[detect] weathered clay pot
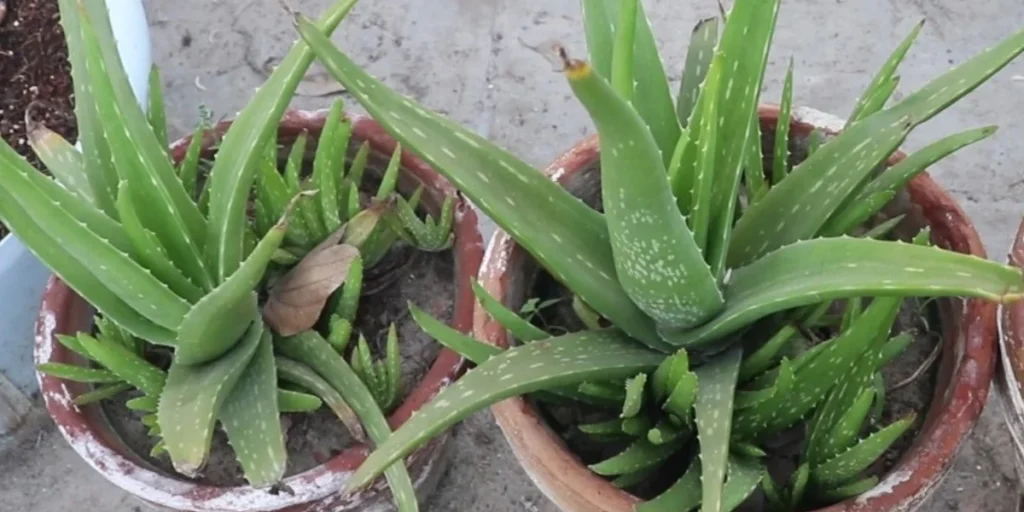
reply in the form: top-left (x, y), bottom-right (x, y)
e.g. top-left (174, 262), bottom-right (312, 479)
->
top-left (474, 105), bottom-right (995, 512)
top-left (996, 218), bottom-right (1024, 489)
top-left (34, 110), bottom-right (484, 511)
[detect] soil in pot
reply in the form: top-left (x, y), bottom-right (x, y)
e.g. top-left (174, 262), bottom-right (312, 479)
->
top-left (101, 244), bottom-right (453, 486)
top-left (0, 0), bottom-right (78, 239)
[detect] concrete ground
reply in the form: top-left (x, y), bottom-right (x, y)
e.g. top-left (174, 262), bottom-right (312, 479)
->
top-left (4, 0), bottom-right (1024, 510)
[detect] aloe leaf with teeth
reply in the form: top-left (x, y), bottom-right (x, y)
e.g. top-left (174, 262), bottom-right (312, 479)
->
top-left (693, 346), bottom-right (742, 512)
top-left (565, 56), bottom-right (723, 329)
top-left (203, 0), bottom-right (360, 283)
top-left (276, 356), bottom-right (366, 442)
top-left (662, 237), bottom-right (1024, 348)
top-left (218, 329), bottom-right (286, 488)
top-left (294, 13), bottom-right (664, 349)
top-left (773, 59), bottom-right (795, 184)
top-left (470, 279), bottom-right (548, 342)
top-left (343, 329), bottom-right (664, 491)
top-left (274, 331), bottom-right (419, 512)
top-left (810, 414), bottom-right (915, 488)
top-left (848, 20), bottom-right (924, 125)
top-left (158, 320), bottom-right (265, 477)
top-left (677, 17), bottom-right (719, 128)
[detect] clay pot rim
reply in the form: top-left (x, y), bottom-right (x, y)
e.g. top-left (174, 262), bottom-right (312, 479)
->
top-left (33, 110), bottom-right (484, 511)
top-left (996, 211), bottom-right (1024, 475)
top-left (475, 104), bottom-right (996, 512)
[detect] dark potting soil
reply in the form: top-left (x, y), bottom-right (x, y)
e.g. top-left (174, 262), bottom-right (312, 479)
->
top-left (101, 245), bottom-right (454, 486)
top-left (0, 0), bottom-right (78, 238)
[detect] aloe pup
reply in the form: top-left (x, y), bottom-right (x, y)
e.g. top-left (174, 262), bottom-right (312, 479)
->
top-left (7, 0), bottom-right (462, 509)
top-left (292, 0), bottom-right (1024, 509)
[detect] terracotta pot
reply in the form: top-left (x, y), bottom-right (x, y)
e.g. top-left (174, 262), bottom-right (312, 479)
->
top-left (474, 105), bottom-right (995, 512)
top-left (34, 110), bottom-right (484, 511)
top-left (996, 218), bottom-right (1024, 488)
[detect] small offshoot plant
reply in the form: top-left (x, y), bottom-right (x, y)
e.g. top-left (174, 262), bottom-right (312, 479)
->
top-left (4, 1), bottom-right (452, 510)
top-left (295, 0), bottom-right (1024, 510)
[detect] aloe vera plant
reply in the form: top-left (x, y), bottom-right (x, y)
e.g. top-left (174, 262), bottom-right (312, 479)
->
top-left (293, 0), bottom-right (1024, 509)
top-left (16, 1), bottom-right (455, 508)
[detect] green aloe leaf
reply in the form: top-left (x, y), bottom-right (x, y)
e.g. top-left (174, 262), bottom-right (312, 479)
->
top-left (174, 201), bottom-right (295, 364)
top-left (314, 99), bottom-right (346, 233)
top-left (589, 437), bottom-right (684, 477)
top-left (285, 134), bottom-right (326, 242)
top-left (688, 56), bottom-right (722, 252)
top-left (56, 334), bottom-right (96, 362)
top-left (610, 0), bottom-right (638, 99)
top-left (637, 458), bottom-right (702, 512)
top-left (735, 358), bottom-right (794, 410)
top-left (471, 280), bottom-right (547, 342)
top-left (639, 456), bottom-right (764, 512)
top-left (693, 346), bottom-right (742, 512)
top-left (344, 329), bottom-right (664, 491)
top-left (701, 0), bottom-right (782, 278)
top-left (817, 386), bottom-right (876, 464)
top-left (586, 0), bottom-right (680, 165)
top-left (158, 320), bottom-right (264, 477)
top-left (115, 182), bottom-right (205, 303)
top-left (810, 415), bottom-right (915, 488)
top-left (773, 59), bottom-right (794, 184)
top-left (579, 419), bottom-right (624, 436)
top-left (884, 22), bottom-right (1024, 135)
top-left (0, 148), bottom-right (188, 334)
top-left (729, 112), bottom-right (912, 267)
top-left (738, 322), bottom-right (802, 383)
top-left (818, 191), bottom-right (895, 238)
top-left (26, 122), bottom-right (92, 207)
top-left (204, 0), bottom-right (358, 284)
top-left (743, 113), bottom-right (768, 205)
top-left (126, 395), bottom-right (159, 412)
top-left (612, 465), bottom-right (659, 490)
top-left (74, 382), bottom-right (133, 405)
top-left (37, 363), bottom-right (122, 384)
top-left (178, 123), bottom-right (208, 200)
top-left (677, 17), bottom-right (719, 127)
top-left (276, 356), bottom-right (366, 442)
top-left (75, 5), bottom-right (208, 280)
top-left (732, 296), bottom-right (899, 440)
top-left (648, 419), bottom-right (688, 445)
top-left (581, 0), bottom-right (614, 77)
top-left (219, 329), bottom-right (286, 488)
top-left (813, 475), bottom-right (879, 503)
top-left (54, 0), bottom-right (117, 216)
top-left (275, 331), bottom-right (418, 512)
top-left (621, 373), bottom-right (647, 418)
top-left (851, 126), bottom-right (997, 206)
top-left (663, 237), bottom-right (1024, 348)
top-left (848, 20), bottom-right (924, 125)
top-left (295, 15), bottom-right (664, 349)
top-left (76, 332), bottom-right (166, 397)
top-left (16, 128), bottom-right (131, 253)
top-left (789, 462), bottom-right (811, 508)
top-left (566, 57), bottom-right (723, 329)
top-left (409, 303), bottom-right (607, 406)
top-left (148, 66), bottom-right (168, 152)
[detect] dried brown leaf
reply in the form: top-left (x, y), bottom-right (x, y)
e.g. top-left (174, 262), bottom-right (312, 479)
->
top-left (263, 240), bottom-right (359, 336)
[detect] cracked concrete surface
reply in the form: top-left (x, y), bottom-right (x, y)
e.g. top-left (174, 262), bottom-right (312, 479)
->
top-left (3, 0), bottom-right (1024, 510)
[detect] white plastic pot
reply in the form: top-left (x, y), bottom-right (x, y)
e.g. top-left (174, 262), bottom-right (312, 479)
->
top-left (0, 0), bottom-right (152, 425)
